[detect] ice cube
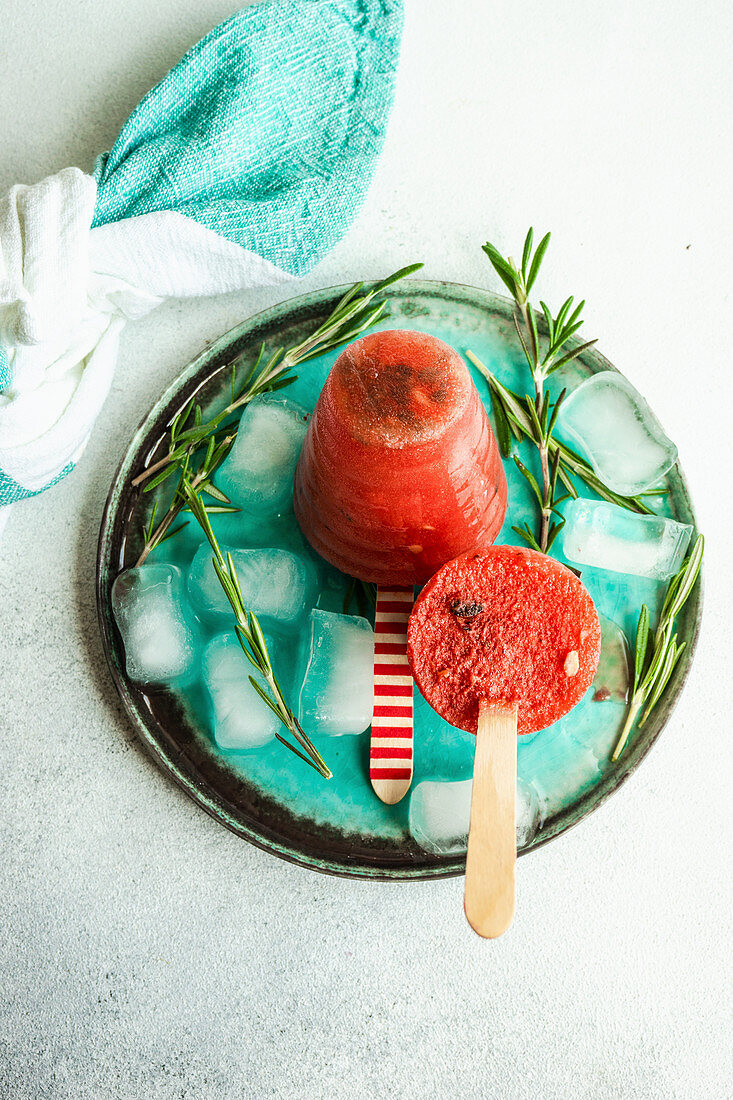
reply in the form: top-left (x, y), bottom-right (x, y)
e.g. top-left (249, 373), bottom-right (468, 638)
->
top-left (216, 394), bottom-right (309, 514)
top-left (554, 693), bottom-right (628, 767)
top-left (409, 776), bottom-right (543, 854)
top-left (201, 633), bottom-right (280, 751)
top-left (187, 544), bottom-right (317, 630)
top-left (516, 777), bottom-right (543, 848)
top-left (562, 498), bottom-right (692, 579)
top-left (592, 615), bottom-right (630, 703)
top-left (297, 610), bottom-right (374, 736)
top-left (519, 724), bottom-right (602, 813)
top-left (557, 371), bottom-right (677, 495)
top-left (111, 564), bottom-right (198, 684)
top-left (409, 779), bottom-right (472, 855)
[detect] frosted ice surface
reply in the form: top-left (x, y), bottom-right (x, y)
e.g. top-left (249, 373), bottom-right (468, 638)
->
top-left (187, 544), bottom-right (317, 630)
top-left (562, 498), bottom-right (692, 579)
top-left (216, 394), bottom-right (309, 514)
top-left (516, 778), bottom-right (542, 847)
top-left (558, 370), bottom-right (677, 495)
top-left (518, 723), bottom-right (603, 814)
top-left (557, 695), bottom-right (627, 768)
top-left (409, 776), bottom-right (543, 855)
top-left (297, 610), bottom-right (374, 736)
top-left (201, 633), bottom-right (279, 751)
top-left (593, 615), bottom-right (630, 703)
top-left (111, 564), bottom-right (198, 684)
top-left (409, 779), bottom-right (472, 855)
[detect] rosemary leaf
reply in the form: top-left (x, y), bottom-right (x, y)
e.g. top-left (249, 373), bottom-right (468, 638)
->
top-left (633, 604), bottom-right (650, 694)
top-left (612, 535), bottom-right (703, 760)
top-left (512, 313), bottom-right (534, 370)
top-left (526, 232), bottom-right (551, 294)
top-left (567, 298), bottom-right (586, 328)
top-left (547, 338), bottom-right (599, 373)
top-left (514, 456), bottom-right (544, 507)
top-left (200, 482), bottom-right (230, 504)
top-left (142, 500), bottom-right (158, 543)
top-left (512, 523), bottom-right (542, 552)
top-left (526, 306), bottom-right (540, 366)
top-left (553, 295), bottom-right (574, 335)
top-left (158, 521), bottom-right (189, 544)
top-left (540, 301), bottom-right (555, 343)
top-left (372, 262), bottom-right (424, 293)
top-left (490, 391), bottom-right (513, 458)
top-left (521, 228), bottom-right (534, 278)
top-left (483, 244), bottom-right (520, 297)
top-left (142, 463), bottom-right (180, 492)
top-left (236, 631), bottom-right (265, 671)
top-left (546, 388), bottom-right (567, 438)
top-left (248, 677), bottom-right (284, 718)
top-left (192, 504), bottom-right (239, 515)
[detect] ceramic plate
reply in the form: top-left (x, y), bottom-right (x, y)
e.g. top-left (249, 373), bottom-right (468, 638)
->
top-left (97, 281), bottom-right (701, 879)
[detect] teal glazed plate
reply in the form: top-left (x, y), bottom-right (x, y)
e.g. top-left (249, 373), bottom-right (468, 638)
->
top-left (96, 281), bottom-right (702, 879)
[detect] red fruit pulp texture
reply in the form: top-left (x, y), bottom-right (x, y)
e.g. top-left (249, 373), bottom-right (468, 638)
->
top-left (407, 545), bottom-right (601, 736)
top-left (294, 330), bottom-right (507, 585)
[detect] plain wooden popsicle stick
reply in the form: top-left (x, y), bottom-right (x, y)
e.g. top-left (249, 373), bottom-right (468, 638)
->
top-left (464, 699), bottom-right (518, 939)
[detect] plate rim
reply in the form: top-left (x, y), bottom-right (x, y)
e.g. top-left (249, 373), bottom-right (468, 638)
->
top-left (96, 277), bottom-right (703, 880)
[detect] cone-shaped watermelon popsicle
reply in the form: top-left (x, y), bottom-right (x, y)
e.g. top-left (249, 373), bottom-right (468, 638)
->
top-left (294, 330), bottom-right (507, 585)
top-left (407, 545), bottom-right (601, 939)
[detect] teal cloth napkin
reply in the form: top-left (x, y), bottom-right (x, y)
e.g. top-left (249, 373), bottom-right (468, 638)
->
top-left (93, 0), bottom-right (403, 275)
top-left (0, 0), bottom-right (402, 513)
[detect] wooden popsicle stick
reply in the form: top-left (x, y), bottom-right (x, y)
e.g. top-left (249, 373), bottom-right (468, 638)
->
top-left (464, 700), bottom-right (518, 939)
top-left (370, 585), bottom-right (415, 805)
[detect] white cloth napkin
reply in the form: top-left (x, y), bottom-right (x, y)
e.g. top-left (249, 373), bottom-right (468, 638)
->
top-left (0, 167), bottom-right (292, 502)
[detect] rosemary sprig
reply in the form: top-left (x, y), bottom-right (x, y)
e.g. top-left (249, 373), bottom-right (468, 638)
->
top-left (134, 263), bottom-right (423, 565)
top-left (479, 229), bottom-right (598, 552)
top-left (466, 352), bottom-right (655, 515)
top-left (180, 474), bottom-right (332, 779)
top-left (611, 534), bottom-right (703, 761)
top-left (136, 425), bottom-right (240, 565)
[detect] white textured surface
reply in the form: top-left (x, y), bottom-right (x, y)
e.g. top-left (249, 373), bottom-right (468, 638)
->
top-left (1, 2), bottom-right (731, 1097)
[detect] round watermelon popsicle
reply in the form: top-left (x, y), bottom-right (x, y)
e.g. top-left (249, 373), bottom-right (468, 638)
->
top-left (407, 545), bottom-right (602, 736)
top-left (407, 545), bottom-right (601, 939)
top-left (294, 330), bottom-right (507, 585)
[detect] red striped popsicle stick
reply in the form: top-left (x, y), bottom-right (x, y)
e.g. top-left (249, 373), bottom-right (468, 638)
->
top-left (370, 585), bottom-right (415, 805)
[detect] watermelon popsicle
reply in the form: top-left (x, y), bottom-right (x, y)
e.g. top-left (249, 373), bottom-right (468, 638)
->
top-left (407, 545), bottom-right (601, 937)
top-left (293, 330), bottom-right (507, 586)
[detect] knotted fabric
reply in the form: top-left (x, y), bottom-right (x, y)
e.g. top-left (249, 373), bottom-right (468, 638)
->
top-left (0, 0), bottom-right (402, 518)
